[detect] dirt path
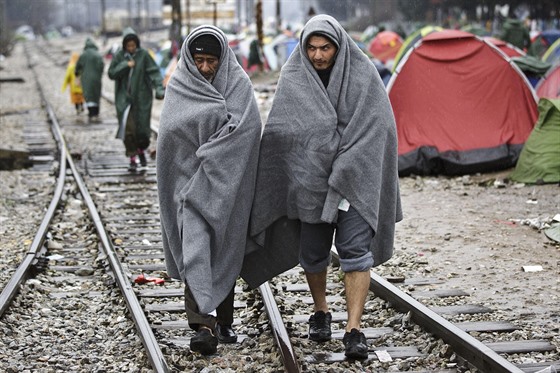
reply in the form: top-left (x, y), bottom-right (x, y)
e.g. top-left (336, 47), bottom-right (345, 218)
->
top-left (383, 170), bottom-right (559, 329)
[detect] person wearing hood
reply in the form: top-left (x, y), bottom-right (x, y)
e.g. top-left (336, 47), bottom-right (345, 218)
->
top-left (62, 52), bottom-right (85, 114)
top-left (75, 38), bottom-right (104, 122)
top-left (500, 18), bottom-right (531, 51)
top-left (157, 26), bottom-right (261, 355)
top-left (108, 28), bottom-right (164, 171)
top-left (242, 15), bottom-right (402, 360)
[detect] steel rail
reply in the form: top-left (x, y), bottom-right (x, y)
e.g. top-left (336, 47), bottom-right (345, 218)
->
top-left (63, 135), bottom-right (169, 373)
top-left (368, 271), bottom-right (523, 373)
top-left (0, 47), bottom-right (67, 318)
top-left (332, 253), bottom-right (522, 372)
top-left (28, 47), bottom-right (170, 372)
top-left (259, 282), bottom-right (301, 373)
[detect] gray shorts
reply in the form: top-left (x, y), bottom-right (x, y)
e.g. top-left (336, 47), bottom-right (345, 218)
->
top-left (299, 206), bottom-right (374, 273)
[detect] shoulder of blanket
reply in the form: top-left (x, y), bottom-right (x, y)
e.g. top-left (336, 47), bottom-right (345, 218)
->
top-left (347, 41), bottom-right (377, 70)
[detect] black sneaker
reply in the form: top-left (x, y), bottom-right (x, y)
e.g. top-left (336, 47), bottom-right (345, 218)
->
top-left (190, 328), bottom-right (218, 355)
top-left (343, 328), bottom-right (368, 359)
top-left (138, 153), bottom-right (147, 167)
top-left (308, 311), bottom-right (332, 342)
top-left (215, 323), bottom-right (237, 344)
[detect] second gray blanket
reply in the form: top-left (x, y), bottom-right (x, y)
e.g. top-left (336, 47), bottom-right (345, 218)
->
top-left (242, 15), bottom-right (402, 288)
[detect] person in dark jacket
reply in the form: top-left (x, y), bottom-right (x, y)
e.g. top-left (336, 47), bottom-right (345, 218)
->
top-left (75, 38), bottom-right (104, 122)
top-left (500, 18), bottom-right (531, 51)
top-left (108, 28), bottom-right (164, 171)
top-left (247, 38), bottom-right (264, 72)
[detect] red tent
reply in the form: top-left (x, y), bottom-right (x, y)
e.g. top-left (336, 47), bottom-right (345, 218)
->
top-left (368, 31), bottom-right (403, 64)
top-left (483, 36), bottom-right (525, 58)
top-left (536, 64), bottom-right (560, 99)
top-left (388, 30), bottom-right (539, 176)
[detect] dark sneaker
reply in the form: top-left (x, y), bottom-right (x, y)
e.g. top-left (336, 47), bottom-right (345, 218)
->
top-left (138, 153), bottom-right (147, 167)
top-left (215, 323), bottom-right (237, 344)
top-left (343, 328), bottom-right (368, 359)
top-left (190, 328), bottom-right (218, 355)
top-left (308, 311), bottom-right (332, 342)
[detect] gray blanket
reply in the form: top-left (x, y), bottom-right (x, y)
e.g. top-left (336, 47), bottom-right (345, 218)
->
top-left (157, 25), bottom-right (262, 313)
top-left (242, 15), bottom-right (402, 288)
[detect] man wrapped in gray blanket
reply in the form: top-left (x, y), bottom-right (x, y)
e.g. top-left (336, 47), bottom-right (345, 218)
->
top-left (157, 26), bottom-right (261, 355)
top-left (243, 14), bottom-right (403, 360)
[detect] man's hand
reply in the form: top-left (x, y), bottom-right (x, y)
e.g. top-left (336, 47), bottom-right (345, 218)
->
top-left (127, 60), bottom-right (135, 68)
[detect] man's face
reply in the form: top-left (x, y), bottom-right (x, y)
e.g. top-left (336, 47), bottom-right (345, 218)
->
top-left (306, 35), bottom-right (337, 70)
top-left (193, 53), bottom-right (219, 81)
top-left (125, 40), bottom-right (137, 55)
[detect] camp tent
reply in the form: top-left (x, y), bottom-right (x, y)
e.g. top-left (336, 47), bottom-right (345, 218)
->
top-left (483, 36), bottom-right (524, 58)
top-left (542, 38), bottom-right (560, 65)
top-left (529, 29), bottom-right (560, 59)
top-left (368, 31), bottom-right (403, 64)
top-left (484, 36), bottom-right (552, 86)
top-left (510, 54), bottom-right (552, 87)
top-left (388, 30), bottom-right (539, 176)
top-left (262, 33), bottom-right (298, 71)
top-left (392, 25), bottom-right (443, 72)
top-left (536, 63), bottom-right (560, 99)
top-left (510, 98), bottom-right (560, 184)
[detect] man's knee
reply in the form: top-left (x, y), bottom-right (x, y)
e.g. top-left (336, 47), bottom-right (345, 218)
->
top-left (339, 252), bottom-right (373, 272)
top-left (299, 252), bottom-right (331, 273)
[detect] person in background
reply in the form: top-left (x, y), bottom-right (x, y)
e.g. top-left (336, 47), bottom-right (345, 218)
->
top-left (61, 52), bottom-right (84, 115)
top-left (245, 14), bottom-right (402, 360)
top-left (500, 18), bottom-right (531, 51)
top-left (247, 38), bottom-right (264, 73)
top-left (108, 27), bottom-right (164, 171)
top-left (156, 25), bottom-right (261, 356)
top-left (75, 37), bottom-right (104, 122)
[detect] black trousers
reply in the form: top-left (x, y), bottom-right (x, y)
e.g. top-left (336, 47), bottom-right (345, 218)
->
top-left (184, 284), bottom-right (235, 331)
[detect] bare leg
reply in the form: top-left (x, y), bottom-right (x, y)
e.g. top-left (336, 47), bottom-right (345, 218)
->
top-left (305, 270), bottom-right (328, 313)
top-left (344, 270), bottom-right (369, 332)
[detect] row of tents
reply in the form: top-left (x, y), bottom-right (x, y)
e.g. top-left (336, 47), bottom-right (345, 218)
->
top-left (370, 28), bottom-right (559, 183)
top-left (367, 26), bottom-right (559, 90)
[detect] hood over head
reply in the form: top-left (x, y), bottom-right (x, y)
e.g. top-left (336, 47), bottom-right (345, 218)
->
top-left (122, 27), bottom-right (140, 49)
top-left (300, 16), bottom-right (341, 56)
top-left (84, 37), bottom-right (98, 51)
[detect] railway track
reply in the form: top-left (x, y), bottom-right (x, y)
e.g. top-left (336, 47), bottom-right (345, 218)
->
top-left (0, 36), bottom-right (558, 372)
